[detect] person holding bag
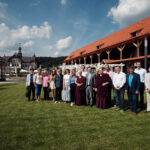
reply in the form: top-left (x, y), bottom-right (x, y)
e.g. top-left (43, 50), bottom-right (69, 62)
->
top-left (26, 67), bottom-right (35, 101)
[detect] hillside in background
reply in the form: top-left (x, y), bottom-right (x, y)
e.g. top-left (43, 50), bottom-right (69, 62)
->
top-left (37, 56), bottom-right (67, 68)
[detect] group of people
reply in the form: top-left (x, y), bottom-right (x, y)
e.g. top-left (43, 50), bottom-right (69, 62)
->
top-left (26, 62), bottom-right (150, 115)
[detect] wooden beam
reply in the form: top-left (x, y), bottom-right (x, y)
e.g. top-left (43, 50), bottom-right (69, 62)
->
top-left (84, 57), bottom-right (86, 64)
top-left (117, 45), bottom-right (126, 51)
top-left (106, 50), bottom-right (111, 60)
top-left (79, 58), bottom-right (81, 64)
top-left (133, 42), bottom-right (137, 47)
top-left (97, 53), bottom-right (101, 63)
top-left (117, 45), bottom-right (125, 59)
top-left (90, 55), bottom-right (93, 64)
top-left (133, 40), bottom-right (143, 57)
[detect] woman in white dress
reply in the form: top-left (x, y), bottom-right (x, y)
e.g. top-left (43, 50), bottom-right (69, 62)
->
top-left (62, 69), bottom-right (70, 102)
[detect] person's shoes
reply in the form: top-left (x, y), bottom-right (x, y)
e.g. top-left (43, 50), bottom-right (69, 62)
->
top-left (128, 110), bottom-right (132, 113)
top-left (36, 99), bottom-right (39, 102)
top-left (133, 112), bottom-right (137, 115)
top-left (58, 101), bottom-right (61, 104)
top-left (144, 111), bottom-right (150, 113)
top-left (114, 105), bottom-right (117, 108)
top-left (120, 110), bottom-right (124, 113)
top-left (70, 102), bottom-right (75, 106)
top-left (117, 108), bottom-right (120, 111)
top-left (54, 101), bottom-right (58, 103)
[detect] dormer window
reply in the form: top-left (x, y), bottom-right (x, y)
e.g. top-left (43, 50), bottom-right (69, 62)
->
top-left (80, 50), bottom-right (86, 55)
top-left (96, 43), bottom-right (104, 50)
top-left (130, 28), bottom-right (142, 38)
top-left (131, 31), bottom-right (137, 37)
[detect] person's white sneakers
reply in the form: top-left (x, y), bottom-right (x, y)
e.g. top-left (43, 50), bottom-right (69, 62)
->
top-left (58, 101), bottom-right (60, 104)
top-left (120, 110), bottom-right (124, 113)
top-left (36, 99), bottom-right (39, 102)
top-left (54, 101), bottom-right (57, 103)
top-left (70, 102), bottom-right (74, 106)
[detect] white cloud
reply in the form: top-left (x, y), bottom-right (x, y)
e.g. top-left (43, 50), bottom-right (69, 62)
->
top-left (23, 41), bottom-right (34, 47)
top-left (0, 2), bottom-right (8, 19)
top-left (54, 51), bottom-right (60, 56)
top-left (31, 1), bottom-right (40, 6)
top-left (0, 21), bottom-right (52, 50)
top-left (107, 0), bottom-right (150, 26)
top-left (56, 36), bottom-right (72, 50)
top-left (61, 0), bottom-right (67, 5)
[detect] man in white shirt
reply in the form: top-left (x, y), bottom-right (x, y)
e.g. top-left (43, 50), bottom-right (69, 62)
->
top-left (113, 66), bottom-right (126, 112)
top-left (135, 62), bottom-right (147, 110)
top-left (81, 65), bottom-right (87, 77)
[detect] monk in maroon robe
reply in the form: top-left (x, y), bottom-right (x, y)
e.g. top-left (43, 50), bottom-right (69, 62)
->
top-left (94, 68), bottom-right (111, 109)
top-left (75, 70), bottom-right (86, 105)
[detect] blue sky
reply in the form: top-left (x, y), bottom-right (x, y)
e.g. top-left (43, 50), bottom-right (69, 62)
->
top-left (0, 0), bottom-right (150, 57)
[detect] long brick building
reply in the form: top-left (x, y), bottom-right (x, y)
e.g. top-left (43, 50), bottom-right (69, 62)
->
top-left (63, 17), bottom-right (150, 67)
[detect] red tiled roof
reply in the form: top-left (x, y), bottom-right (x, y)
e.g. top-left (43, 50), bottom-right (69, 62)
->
top-left (103, 55), bottom-right (150, 64)
top-left (64, 16), bottom-right (150, 62)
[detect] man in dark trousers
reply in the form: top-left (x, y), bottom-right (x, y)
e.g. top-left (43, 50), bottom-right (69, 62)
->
top-left (85, 66), bottom-right (95, 106)
top-left (135, 62), bottom-right (147, 110)
top-left (54, 69), bottom-right (63, 103)
top-left (26, 67), bottom-right (35, 101)
top-left (125, 66), bottom-right (140, 115)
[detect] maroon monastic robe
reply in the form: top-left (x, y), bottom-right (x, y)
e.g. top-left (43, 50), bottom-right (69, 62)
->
top-left (94, 73), bottom-right (111, 108)
top-left (75, 76), bottom-right (86, 105)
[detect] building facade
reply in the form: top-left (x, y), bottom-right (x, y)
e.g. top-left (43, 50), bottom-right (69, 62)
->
top-left (63, 17), bottom-right (150, 68)
top-left (2, 46), bottom-right (37, 74)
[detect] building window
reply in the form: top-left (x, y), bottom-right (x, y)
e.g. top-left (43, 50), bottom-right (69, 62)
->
top-left (130, 29), bottom-right (142, 38)
top-left (131, 32), bottom-right (137, 37)
top-left (80, 50), bottom-right (86, 55)
top-left (96, 43), bottom-right (104, 50)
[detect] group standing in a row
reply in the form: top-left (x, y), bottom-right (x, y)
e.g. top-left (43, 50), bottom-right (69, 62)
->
top-left (26, 62), bottom-right (150, 115)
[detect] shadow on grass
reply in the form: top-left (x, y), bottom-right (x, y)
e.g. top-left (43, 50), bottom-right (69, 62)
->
top-left (0, 83), bottom-right (17, 91)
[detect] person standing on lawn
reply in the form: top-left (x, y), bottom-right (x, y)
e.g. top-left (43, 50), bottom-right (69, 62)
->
top-left (69, 69), bottom-right (76, 106)
top-left (113, 66), bottom-right (119, 108)
top-left (94, 68), bottom-right (111, 109)
top-left (26, 67), bottom-right (35, 101)
top-left (104, 64), bottom-right (113, 108)
top-left (135, 62), bottom-right (147, 110)
top-left (112, 66), bottom-right (126, 112)
top-left (125, 66), bottom-right (140, 115)
top-left (62, 69), bottom-right (70, 103)
top-left (85, 66), bottom-right (95, 106)
top-left (54, 69), bottom-right (63, 103)
top-left (75, 70), bottom-right (86, 106)
top-left (50, 69), bottom-right (56, 101)
top-left (34, 68), bottom-right (43, 101)
top-left (144, 66), bottom-right (150, 113)
top-left (43, 69), bottom-right (50, 100)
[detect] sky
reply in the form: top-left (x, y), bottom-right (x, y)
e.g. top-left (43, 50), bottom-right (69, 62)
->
top-left (0, 0), bottom-right (150, 57)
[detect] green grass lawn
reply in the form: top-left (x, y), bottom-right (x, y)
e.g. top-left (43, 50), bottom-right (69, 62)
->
top-left (0, 82), bottom-right (150, 150)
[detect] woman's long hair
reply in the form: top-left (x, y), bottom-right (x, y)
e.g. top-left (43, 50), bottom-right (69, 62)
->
top-left (70, 70), bottom-right (76, 78)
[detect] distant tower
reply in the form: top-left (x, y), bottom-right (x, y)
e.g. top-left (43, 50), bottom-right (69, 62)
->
top-left (18, 43), bottom-right (22, 58)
